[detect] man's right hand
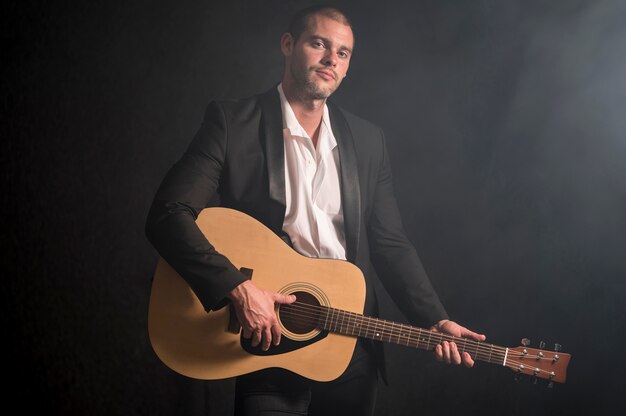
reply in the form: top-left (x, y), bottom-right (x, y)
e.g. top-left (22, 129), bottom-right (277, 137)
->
top-left (227, 280), bottom-right (296, 351)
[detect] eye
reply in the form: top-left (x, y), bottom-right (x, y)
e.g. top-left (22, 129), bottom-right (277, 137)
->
top-left (338, 50), bottom-right (350, 59)
top-left (312, 40), bottom-right (325, 49)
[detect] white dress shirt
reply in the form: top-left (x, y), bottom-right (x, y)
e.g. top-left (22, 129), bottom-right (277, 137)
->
top-left (278, 84), bottom-right (346, 260)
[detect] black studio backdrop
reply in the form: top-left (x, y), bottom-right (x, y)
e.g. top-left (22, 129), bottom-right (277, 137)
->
top-left (3, 0), bottom-right (625, 415)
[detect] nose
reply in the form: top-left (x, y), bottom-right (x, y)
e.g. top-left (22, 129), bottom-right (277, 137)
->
top-left (321, 49), bottom-right (338, 67)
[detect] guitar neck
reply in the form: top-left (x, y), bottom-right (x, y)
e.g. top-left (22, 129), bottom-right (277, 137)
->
top-left (317, 305), bottom-right (507, 366)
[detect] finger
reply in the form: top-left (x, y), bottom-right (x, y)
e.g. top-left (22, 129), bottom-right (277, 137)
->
top-left (442, 341), bottom-right (451, 364)
top-left (449, 342), bottom-right (462, 365)
top-left (461, 328), bottom-right (486, 341)
top-left (462, 352), bottom-right (475, 368)
top-left (251, 329), bottom-right (262, 347)
top-left (274, 293), bottom-right (297, 304)
top-left (467, 332), bottom-right (486, 342)
top-left (262, 327), bottom-right (272, 351)
top-left (242, 328), bottom-right (252, 339)
top-left (434, 344), bottom-right (443, 362)
top-left (271, 321), bottom-right (282, 346)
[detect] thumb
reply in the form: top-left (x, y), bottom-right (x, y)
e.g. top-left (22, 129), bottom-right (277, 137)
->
top-left (273, 293), bottom-right (297, 304)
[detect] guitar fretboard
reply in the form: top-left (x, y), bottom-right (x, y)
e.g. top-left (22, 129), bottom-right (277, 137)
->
top-left (317, 305), bottom-right (507, 366)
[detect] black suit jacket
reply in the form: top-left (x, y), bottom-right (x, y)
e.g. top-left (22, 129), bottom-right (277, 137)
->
top-left (145, 87), bottom-right (448, 358)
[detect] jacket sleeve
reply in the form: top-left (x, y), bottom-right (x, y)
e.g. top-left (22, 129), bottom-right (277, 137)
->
top-left (145, 101), bottom-right (248, 311)
top-left (366, 127), bottom-right (449, 328)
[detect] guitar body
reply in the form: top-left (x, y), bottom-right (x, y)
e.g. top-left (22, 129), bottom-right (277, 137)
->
top-left (148, 207), bottom-right (366, 381)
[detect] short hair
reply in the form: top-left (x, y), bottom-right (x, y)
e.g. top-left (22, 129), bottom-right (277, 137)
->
top-left (286, 5), bottom-right (353, 42)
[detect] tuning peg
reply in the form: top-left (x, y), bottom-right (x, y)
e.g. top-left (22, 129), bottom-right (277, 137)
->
top-left (547, 381), bottom-right (554, 389)
top-left (532, 376), bottom-right (538, 385)
top-left (514, 371), bottom-right (520, 381)
top-left (521, 338), bottom-right (531, 347)
top-left (554, 343), bottom-right (562, 352)
top-left (539, 341), bottom-right (546, 349)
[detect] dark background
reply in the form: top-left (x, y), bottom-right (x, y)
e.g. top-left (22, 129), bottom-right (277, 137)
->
top-left (3, 0), bottom-right (625, 414)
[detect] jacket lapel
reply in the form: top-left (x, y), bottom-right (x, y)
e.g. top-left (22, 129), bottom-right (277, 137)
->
top-left (328, 101), bottom-right (361, 263)
top-left (259, 88), bottom-right (287, 231)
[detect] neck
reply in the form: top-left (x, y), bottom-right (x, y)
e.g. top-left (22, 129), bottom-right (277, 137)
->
top-left (281, 80), bottom-right (325, 147)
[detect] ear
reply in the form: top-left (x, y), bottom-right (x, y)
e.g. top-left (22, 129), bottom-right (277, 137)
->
top-left (280, 32), bottom-right (294, 57)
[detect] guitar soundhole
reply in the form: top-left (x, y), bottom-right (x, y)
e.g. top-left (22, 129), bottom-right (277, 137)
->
top-left (279, 291), bottom-right (320, 335)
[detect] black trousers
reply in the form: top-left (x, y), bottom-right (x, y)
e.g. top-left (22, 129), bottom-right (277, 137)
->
top-left (234, 342), bottom-right (378, 416)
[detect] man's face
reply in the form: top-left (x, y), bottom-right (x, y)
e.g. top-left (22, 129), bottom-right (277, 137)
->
top-left (282, 15), bottom-right (354, 100)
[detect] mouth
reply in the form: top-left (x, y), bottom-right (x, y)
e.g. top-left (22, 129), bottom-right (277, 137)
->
top-left (314, 69), bottom-right (336, 81)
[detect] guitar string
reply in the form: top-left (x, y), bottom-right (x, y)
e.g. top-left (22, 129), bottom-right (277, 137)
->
top-left (279, 301), bottom-right (560, 363)
top-left (281, 302), bottom-right (508, 355)
top-left (277, 303), bottom-right (511, 362)
top-left (278, 306), bottom-right (560, 378)
top-left (275, 312), bottom-right (560, 381)
top-left (276, 308), bottom-right (510, 366)
top-left (277, 306), bottom-right (560, 375)
top-left (279, 301), bottom-right (543, 361)
top-left (278, 303), bottom-right (507, 358)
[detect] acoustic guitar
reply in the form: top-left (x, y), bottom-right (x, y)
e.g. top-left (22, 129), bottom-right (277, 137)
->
top-left (148, 208), bottom-right (570, 384)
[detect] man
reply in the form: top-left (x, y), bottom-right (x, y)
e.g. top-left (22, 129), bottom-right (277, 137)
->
top-left (146, 5), bottom-right (485, 416)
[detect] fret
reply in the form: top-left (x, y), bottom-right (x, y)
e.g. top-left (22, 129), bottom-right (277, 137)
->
top-left (406, 326), bottom-right (413, 347)
top-left (325, 307), bottom-right (332, 331)
top-left (359, 316), bottom-right (366, 337)
top-left (396, 321), bottom-right (403, 345)
top-left (339, 309), bottom-right (345, 334)
top-left (359, 315), bottom-right (365, 337)
top-left (422, 329), bottom-right (431, 350)
top-left (368, 318), bottom-right (376, 339)
top-left (394, 321), bottom-right (401, 344)
top-left (372, 318), bottom-right (380, 340)
top-left (416, 327), bottom-right (425, 349)
top-left (335, 309), bottom-right (341, 333)
top-left (324, 307), bottom-right (330, 331)
top-left (339, 310), bottom-right (347, 335)
top-left (412, 327), bottom-right (419, 349)
top-left (350, 312), bottom-right (358, 336)
top-left (381, 319), bottom-right (386, 341)
top-left (389, 324), bottom-right (403, 344)
top-left (367, 318), bottom-right (376, 339)
top-left (345, 311), bottom-right (350, 334)
top-left (330, 309), bottom-right (336, 332)
top-left (346, 311), bottom-right (354, 336)
top-left (336, 309), bottom-right (342, 333)
top-left (338, 310), bottom-right (343, 334)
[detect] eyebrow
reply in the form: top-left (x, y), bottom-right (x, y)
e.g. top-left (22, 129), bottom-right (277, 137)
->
top-left (308, 34), bottom-right (353, 54)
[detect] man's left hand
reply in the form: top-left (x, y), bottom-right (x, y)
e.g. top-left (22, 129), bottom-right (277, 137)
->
top-left (430, 319), bottom-right (486, 368)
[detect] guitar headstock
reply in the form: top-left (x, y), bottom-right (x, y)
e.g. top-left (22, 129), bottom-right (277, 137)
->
top-left (505, 340), bottom-right (571, 384)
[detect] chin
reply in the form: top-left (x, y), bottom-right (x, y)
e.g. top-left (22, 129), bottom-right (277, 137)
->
top-left (310, 89), bottom-right (334, 100)
top-left (302, 82), bottom-right (334, 100)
